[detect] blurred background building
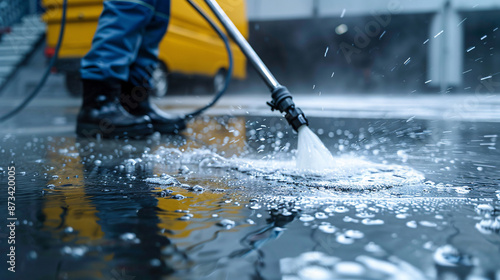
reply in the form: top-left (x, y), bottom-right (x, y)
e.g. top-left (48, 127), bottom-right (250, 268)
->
top-left (246, 0), bottom-right (500, 94)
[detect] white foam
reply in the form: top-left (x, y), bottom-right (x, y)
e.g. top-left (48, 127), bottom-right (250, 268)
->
top-left (147, 147), bottom-right (425, 190)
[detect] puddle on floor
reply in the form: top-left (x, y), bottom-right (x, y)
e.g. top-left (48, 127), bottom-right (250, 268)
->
top-left (0, 116), bottom-right (499, 280)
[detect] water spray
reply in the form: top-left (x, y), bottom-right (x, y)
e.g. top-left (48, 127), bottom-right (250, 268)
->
top-left (205, 0), bottom-right (335, 171)
top-left (203, 0), bottom-right (309, 132)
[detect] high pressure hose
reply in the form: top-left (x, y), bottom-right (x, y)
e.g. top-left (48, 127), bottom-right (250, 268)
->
top-left (184, 0), bottom-right (233, 119)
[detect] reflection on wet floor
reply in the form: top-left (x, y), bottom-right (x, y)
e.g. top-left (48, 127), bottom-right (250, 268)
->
top-left (0, 116), bottom-right (499, 279)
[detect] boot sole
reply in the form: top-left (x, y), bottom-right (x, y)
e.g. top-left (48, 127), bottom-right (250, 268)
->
top-left (76, 122), bottom-right (154, 139)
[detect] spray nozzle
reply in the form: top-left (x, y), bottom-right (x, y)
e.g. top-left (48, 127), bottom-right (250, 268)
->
top-left (267, 86), bottom-right (309, 131)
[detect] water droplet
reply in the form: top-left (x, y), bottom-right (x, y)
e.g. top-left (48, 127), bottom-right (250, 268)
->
top-left (454, 186), bottom-right (471, 194)
top-left (179, 214), bottom-right (193, 221)
top-left (300, 214), bottom-right (315, 222)
top-left (122, 144), bottom-right (134, 153)
top-left (466, 46), bottom-right (476, 52)
top-left (345, 230), bottom-right (364, 239)
top-left (475, 204), bottom-right (494, 214)
top-left (298, 266), bottom-right (333, 280)
top-left (179, 165), bottom-right (190, 174)
top-left (434, 245), bottom-right (474, 267)
top-left (120, 232), bottom-right (140, 244)
top-left (190, 185), bottom-right (205, 192)
top-left (145, 175), bottom-right (180, 186)
top-left (406, 221), bottom-right (418, 228)
top-left (334, 261), bottom-right (365, 276)
top-left (333, 206), bottom-right (349, 213)
top-left (120, 232), bottom-right (136, 240)
top-left (364, 242), bottom-right (385, 254)
top-left (419, 221), bottom-right (437, 227)
top-left (336, 234), bottom-right (354, 244)
top-left (61, 246), bottom-right (88, 257)
top-left (217, 219), bottom-right (235, 229)
top-left (150, 258), bottom-right (162, 267)
top-left (434, 30), bottom-right (444, 38)
top-left (362, 219), bottom-right (384, 225)
top-left (318, 223), bottom-right (336, 234)
top-left (159, 189), bottom-right (172, 197)
top-left (475, 217), bottom-right (500, 234)
top-left (315, 212), bottom-right (328, 219)
top-left (28, 251), bottom-right (38, 259)
top-left (249, 203), bottom-right (261, 210)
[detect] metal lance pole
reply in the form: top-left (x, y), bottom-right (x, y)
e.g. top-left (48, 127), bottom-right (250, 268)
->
top-left (203, 0), bottom-right (279, 91)
top-left (203, 0), bottom-right (309, 131)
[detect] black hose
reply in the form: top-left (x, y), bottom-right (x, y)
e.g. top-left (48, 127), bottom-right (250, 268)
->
top-left (0, 0), bottom-right (68, 123)
top-left (184, 0), bottom-right (233, 119)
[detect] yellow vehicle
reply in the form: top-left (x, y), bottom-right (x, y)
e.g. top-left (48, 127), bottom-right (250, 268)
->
top-left (42, 0), bottom-right (248, 96)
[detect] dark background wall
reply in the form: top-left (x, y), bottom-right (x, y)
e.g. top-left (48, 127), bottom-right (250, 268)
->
top-left (242, 12), bottom-right (500, 94)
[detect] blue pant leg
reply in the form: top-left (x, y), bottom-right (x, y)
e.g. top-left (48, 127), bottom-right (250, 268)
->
top-left (80, 0), bottom-right (156, 82)
top-left (128, 0), bottom-right (170, 87)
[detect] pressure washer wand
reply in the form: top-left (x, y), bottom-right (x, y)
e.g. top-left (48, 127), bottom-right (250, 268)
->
top-left (204, 0), bottom-right (308, 131)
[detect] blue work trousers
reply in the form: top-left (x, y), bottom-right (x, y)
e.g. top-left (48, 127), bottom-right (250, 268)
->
top-left (81, 0), bottom-right (170, 87)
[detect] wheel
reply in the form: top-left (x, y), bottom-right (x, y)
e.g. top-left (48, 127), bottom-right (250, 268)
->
top-left (211, 69), bottom-right (227, 94)
top-left (65, 71), bottom-right (82, 97)
top-left (151, 62), bottom-right (169, 97)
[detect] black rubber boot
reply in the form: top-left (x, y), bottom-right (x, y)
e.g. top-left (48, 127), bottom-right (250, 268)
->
top-left (120, 81), bottom-right (186, 134)
top-left (76, 79), bottom-right (154, 138)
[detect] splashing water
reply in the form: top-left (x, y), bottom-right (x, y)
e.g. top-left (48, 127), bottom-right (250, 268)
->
top-left (145, 147), bottom-right (425, 190)
top-left (297, 126), bottom-right (335, 171)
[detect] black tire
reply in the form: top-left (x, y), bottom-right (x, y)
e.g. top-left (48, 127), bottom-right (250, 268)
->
top-left (65, 71), bottom-right (82, 97)
top-left (151, 62), bottom-right (169, 97)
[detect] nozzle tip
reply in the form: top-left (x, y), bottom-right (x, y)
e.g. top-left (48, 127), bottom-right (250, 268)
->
top-left (286, 107), bottom-right (308, 131)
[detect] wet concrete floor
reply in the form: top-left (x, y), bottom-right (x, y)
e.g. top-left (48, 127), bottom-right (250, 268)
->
top-left (0, 108), bottom-right (499, 279)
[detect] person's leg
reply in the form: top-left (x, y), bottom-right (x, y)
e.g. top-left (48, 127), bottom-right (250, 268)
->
top-left (128, 0), bottom-right (170, 89)
top-left (77, 0), bottom-right (159, 138)
top-left (81, 0), bottom-right (156, 82)
top-left (121, 0), bottom-right (186, 134)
